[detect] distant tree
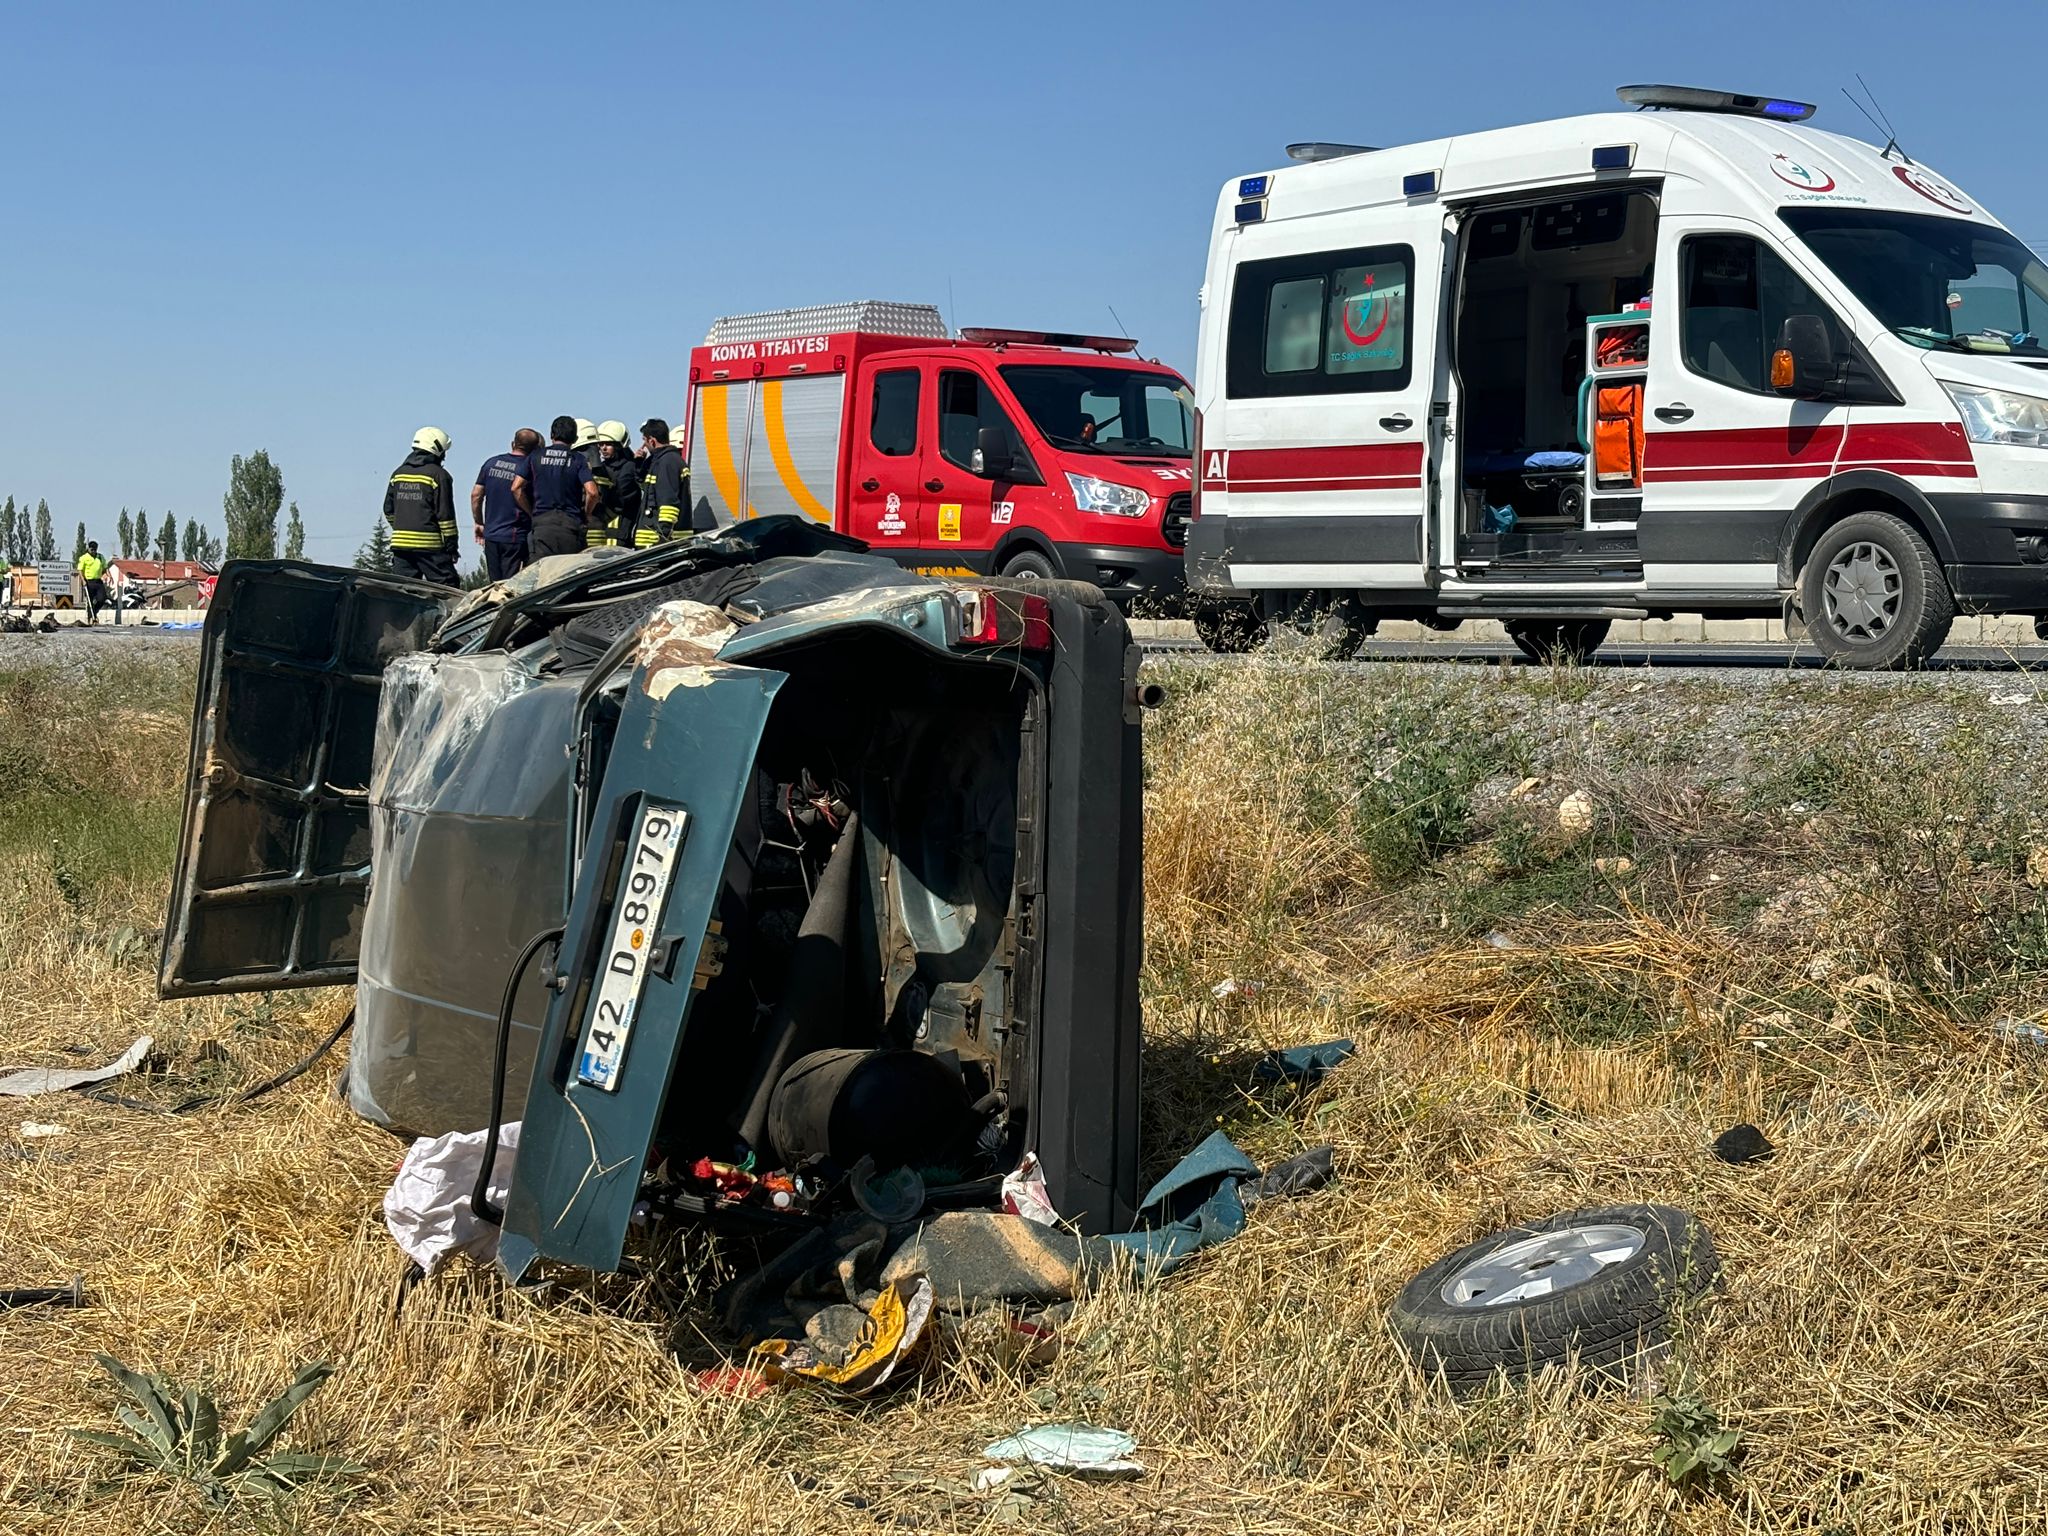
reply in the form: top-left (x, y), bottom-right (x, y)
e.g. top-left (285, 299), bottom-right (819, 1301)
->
top-left (73, 521), bottom-right (87, 561)
top-left (181, 519), bottom-right (200, 563)
top-left (201, 527), bottom-right (224, 564)
top-left (134, 510), bottom-right (151, 564)
top-left (353, 518), bottom-right (391, 572)
top-left (223, 451), bottom-right (283, 561)
top-left (10, 500), bottom-right (29, 566)
top-left (283, 501), bottom-right (306, 561)
top-left (0, 496), bottom-right (16, 564)
top-left (156, 511), bottom-right (180, 562)
top-left (117, 507), bottom-right (135, 559)
top-left (33, 499), bottom-right (54, 561)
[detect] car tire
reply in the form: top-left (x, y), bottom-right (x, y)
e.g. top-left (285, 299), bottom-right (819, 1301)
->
top-left (1264, 591), bottom-right (1375, 660)
top-left (1389, 1203), bottom-right (1719, 1392)
top-left (1194, 599), bottom-right (1264, 654)
top-left (999, 548), bottom-right (1060, 582)
top-left (1505, 618), bottom-right (1610, 664)
top-left (1800, 511), bottom-right (1954, 669)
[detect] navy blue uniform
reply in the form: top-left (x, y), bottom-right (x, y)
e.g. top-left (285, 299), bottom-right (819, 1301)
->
top-left (474, 451), bottom-right (531, 580)
top-left (525, 442), bottom-right (594, 560)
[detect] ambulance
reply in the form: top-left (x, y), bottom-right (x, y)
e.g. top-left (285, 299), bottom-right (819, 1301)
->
top-left (684, 301), bottom-right (1194, 606)
top-left (1186, 85), bottom-right (2048, 668)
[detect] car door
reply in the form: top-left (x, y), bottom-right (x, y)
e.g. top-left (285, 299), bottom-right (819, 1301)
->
top-left (925, 364), bottom-right (1024, 573)
top-left (158, 561), bottom-right (457, 996)
top-left (843, 362), bottom-right (930, 558)
top-left (1638, 218), bottom-right (1852, 595)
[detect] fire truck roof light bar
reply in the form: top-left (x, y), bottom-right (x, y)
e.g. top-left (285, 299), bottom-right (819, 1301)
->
top-left (958, 327), bottom-right (1138, 354)
top-left (1616, 84), bottom-right (1816, 121)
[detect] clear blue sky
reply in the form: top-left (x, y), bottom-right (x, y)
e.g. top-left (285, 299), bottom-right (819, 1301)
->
top-left (3, 0), bottom-right (2040, 558)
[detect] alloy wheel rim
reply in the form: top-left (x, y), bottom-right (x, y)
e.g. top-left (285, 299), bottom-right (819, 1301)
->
top-left (1440, 1223), bottom-right (1647, 1308)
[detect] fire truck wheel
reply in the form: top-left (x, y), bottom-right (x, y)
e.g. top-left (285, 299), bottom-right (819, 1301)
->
top-left (998, 548), bottom-right (1060, 582)
top-left (1194, 599), bottom-right (1264, 654)
top-left (1505, 619), bottom-right (1609, 664)
top-left (1801, 511), bottom-right (1954, 670)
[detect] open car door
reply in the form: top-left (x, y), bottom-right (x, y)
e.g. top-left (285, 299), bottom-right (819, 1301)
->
top-left (158, 561), bottom-right (458, 997)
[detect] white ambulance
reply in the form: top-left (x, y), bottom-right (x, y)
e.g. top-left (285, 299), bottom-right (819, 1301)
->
top-left (1186, 85), bottom-right (2048, 667)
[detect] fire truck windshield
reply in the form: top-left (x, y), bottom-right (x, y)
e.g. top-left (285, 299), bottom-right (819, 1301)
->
top-left (999, 365), bottom-right (1194, 456)
top-left (1782, 207), bottom-right (2048, 355)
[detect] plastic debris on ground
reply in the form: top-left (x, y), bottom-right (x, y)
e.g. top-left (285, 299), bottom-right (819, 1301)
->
top-left (1252, 1039), bottom-right (1355, 1085)
top-left (999, 1152), bottom-right (1060, 1226)
top-left (981, 1423), bottom-right (1144, 1479)
top-left (0, 1035), bottom-right (153, 1097)
top-left (849, 1156), bottom-right (925, 1222)
top-left (18, 1122), bottom-right (67, 1139)
top-left (1712, 1123), bottom-right (1775, 1165)
top-left (382, 1121), bottom-right (520, 1277)
top-left (1991, 1016), bottom-right (2048, 1048)
top-left (1210, 977), bottom-right (1263, 999)
top-left (748, 1274), bottom-right (934, 1394)
top-left (0, 1277), bottom-right (87, 1311)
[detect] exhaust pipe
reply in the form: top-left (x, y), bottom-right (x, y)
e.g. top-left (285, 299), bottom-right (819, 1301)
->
top-left (1133, 681), bottom-right (1167, 711)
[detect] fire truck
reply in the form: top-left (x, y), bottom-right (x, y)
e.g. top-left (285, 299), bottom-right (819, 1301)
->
top-left (684, 302), bottom-right (1194, 607)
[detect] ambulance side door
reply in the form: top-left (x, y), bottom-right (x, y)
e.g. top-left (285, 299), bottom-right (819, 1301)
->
top-left (1639, 217), bottom-right (1853, 596)
top-left (844, 361), bottom-right (930, 560)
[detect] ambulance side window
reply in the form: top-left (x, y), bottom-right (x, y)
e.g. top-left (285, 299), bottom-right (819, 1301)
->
top-left (1228, 244), bottom-right (1414, 397)
top-left (1680, 235), bottom-right (1853, 396)
top-left (870, 369), bottom-right (920, 456)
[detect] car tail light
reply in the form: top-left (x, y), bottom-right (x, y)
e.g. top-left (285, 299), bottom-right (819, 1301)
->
top-left (956, 589), bottom-right (1053, 652)
top-left (1191, 408), bottom-right (1204, 518)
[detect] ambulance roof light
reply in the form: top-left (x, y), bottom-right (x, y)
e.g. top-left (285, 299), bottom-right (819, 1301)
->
top-left (958, 327), bottom-right (1138, 355)
top-left (1285, 142), bottom-right (1379, 163)
top-left (1617, 84), bottom-right (1816, 122)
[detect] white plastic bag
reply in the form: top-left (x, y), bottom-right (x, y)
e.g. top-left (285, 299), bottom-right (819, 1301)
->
top-left (382, 1122), bottom-right (520, 1276)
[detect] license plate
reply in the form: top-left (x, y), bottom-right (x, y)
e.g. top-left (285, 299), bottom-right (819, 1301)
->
top-left (575, 800), bottom-right (688, 1092)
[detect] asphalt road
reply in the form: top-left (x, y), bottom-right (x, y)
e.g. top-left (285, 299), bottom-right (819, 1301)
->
top-left (1140, 637), bottom-right (2048, 673)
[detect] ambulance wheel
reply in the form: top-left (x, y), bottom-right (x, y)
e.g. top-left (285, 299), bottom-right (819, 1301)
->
top-left (1801, 511), bottom-right (1953, 670)
top-left (1194, 599), bottom-right (1264, 654)
top-left (999, 548), bottom-right (1059, 582)
top-left (1264, 591), bottom-right (1374, 660)
top-left (1506, 619), bottom-right (1609, 664)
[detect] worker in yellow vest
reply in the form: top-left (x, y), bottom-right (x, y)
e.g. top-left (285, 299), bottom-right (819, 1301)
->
top-left (75, 542), bottom-right (110, 623)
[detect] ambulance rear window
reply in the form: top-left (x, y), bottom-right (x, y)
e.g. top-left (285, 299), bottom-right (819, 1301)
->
top-left (1229, 243), bottom-right (1414, 398)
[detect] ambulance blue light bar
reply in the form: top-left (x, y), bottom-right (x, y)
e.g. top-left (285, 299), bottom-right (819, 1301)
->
top-left (1239, 175), bottom-right (1270, 199)
top-left (1592, 143), bottom-right (1635, 170)
top-left (1617, 84), bottom-right (1816, 121)
top-left (1403, 170), bottom-right (1438, 196)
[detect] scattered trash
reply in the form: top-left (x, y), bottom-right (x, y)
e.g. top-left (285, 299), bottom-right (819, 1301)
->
top-left (1989, 692), bottom-right (2030, 706)
top-left (1508, 776), bottom-right (1544, 799)
top-left (1093, 1130), bottom-right (1262, 1278)
top-left (1483, 930), bottom-right (1521, 950)
top-left (18, 1121), bottom-right (66, 1139)
top-left (1211, 977), bottom-right (1264, 1000)
top-left (690, 1365), bottom-right (773, 1398)
top-left (999, 1153), bottom-right (1061, 1227)
top-left (1556, 791), bottom-right (1596, 835)
top-left (1594, 856), bottom-right (1635, 876)
top-left (1253, 1038), bottom-right (1355, 1084)
top-left (0, 1276), bottom-right (86, 1311)
top-left (847, 1157), bottom-right (926, 1223)
top-left (0, 1035), bottom-right (153, 1098)
top-left (1805, 953), bottom-right (1840, 982)
top-left (1991, 1016), bottom-right (2048, 1049)
top-left (749, 1274), bottom-right (935, 1394)
top-left (982, 1423), bottom-right (1143, 1478)
top-left (382, 1122), bottom-right (520, 1277)
top-left (1712, 1123), bottom-right (1775, 1165)
top-left (1247, 1144), bottom-right (1336, 1202)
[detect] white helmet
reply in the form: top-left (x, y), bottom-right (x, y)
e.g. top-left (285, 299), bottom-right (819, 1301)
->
top-left (412, 426), bottom-right (451, 457)
top-left (574, 418), bottom-right (597, 449)
top-left (596, 420), bottom-right (630, 446)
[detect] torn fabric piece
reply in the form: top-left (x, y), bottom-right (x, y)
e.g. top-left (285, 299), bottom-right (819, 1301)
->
top-left (0, 1036), bottom-right (153, 1097)
top-left (1090, 1129), bottom-right (1261, 1279)
top-left (749, 1275), bottom-right (934, 1394)
top-left (1254, 1038), bottom-right (1356, 1085)
top-left (383, 1122), bottom-right (520, 1276)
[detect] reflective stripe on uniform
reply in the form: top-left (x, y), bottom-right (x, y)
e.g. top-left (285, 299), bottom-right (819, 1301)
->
top-left (390, 530), bottom-right (444, 549)
top-left (634, 525), bottom-right (660, 547)
top-left (390, 474), bottom-right (439, 486)
top-left (658, 505), bottom-right (680, 524)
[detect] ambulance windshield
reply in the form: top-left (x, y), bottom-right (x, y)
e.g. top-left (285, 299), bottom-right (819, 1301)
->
top-left (999, 365), bottom-right (1194, 457)
top-left (1782, 208), bottom-right (2048, 355)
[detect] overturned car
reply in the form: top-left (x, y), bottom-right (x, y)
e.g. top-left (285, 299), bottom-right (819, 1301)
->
top-left (158, 519), bottom-right (1144, 1277)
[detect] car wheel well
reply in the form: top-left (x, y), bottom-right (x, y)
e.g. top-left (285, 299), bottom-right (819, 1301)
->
top-left (1790, 491), bottom-right (1942, 585)
top-left (992, 530), bottom-right (1059, 571)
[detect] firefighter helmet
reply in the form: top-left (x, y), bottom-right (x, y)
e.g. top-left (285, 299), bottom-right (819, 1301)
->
top-left (412, 427), bottom-right (450, 457)
top-left (596, 420), bottom-right (630, 446)
top-left (574, 418), bottom-right (597, 449)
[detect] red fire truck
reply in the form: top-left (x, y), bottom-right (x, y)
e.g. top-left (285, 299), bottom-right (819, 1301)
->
top-left (684, 301), bottom-right (1194, 607)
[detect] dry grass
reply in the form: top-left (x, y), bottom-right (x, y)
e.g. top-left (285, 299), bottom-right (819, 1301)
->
top-left (2, 648), bottom-right (2046, 1533)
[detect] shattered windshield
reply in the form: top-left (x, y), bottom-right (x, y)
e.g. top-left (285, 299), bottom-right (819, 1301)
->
top-left (1781, 207), bottom-right (2048, 356)
top-left (999, 365), bottom-right (1193, 456)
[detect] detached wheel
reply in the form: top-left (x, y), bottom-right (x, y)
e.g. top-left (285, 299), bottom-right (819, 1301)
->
top-left (999, 548), bottom-right (1059, 582)
top-left (1194, 599), bottom-right (1263, 654)
top-left (1505, 618), bottom-right (1609, 663)
top-left (1801, 511), bottom-right (1953, 669)
top-left (1264, 591), bottom-right (1375, 660)
top-left (1390, 1203), bottom-right (1719, 1392)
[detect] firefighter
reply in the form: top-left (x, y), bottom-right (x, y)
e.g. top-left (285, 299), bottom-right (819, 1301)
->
top-left (514, 415), bottom-right (599, 560)
top-left (384, 427), bottom-right (461, 586)
top-left (637, 418), bottom-right (690, 546)
top-left (593, 420), bottom-right (642, 547)
top-left (75, 541), bottom-right (110, 623)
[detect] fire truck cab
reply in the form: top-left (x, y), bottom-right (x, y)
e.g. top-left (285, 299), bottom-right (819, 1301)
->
top-left (686, 302), bottom-right (1194, 608)
top-left (1188, 85), bottom-right (2048, 668)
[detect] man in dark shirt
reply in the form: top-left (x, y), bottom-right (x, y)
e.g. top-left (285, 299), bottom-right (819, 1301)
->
top-left (472, 428), bottom-right (539, 580)
top-left (514, 416), bottom-right (599, 561)
top-left (637, 418), bottom-right (694, 545)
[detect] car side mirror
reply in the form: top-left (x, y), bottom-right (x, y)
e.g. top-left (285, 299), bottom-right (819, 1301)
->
top-left (972, 427), bottom-right (1015, 480)
top-left (1772, 315), bottom-right (1834, 397)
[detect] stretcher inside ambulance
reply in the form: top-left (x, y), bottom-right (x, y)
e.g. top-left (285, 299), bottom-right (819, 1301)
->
top-left (1187, 85), bottom-right (2048, 668)
top-left (686, 303), bottom-right (1194, 609)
